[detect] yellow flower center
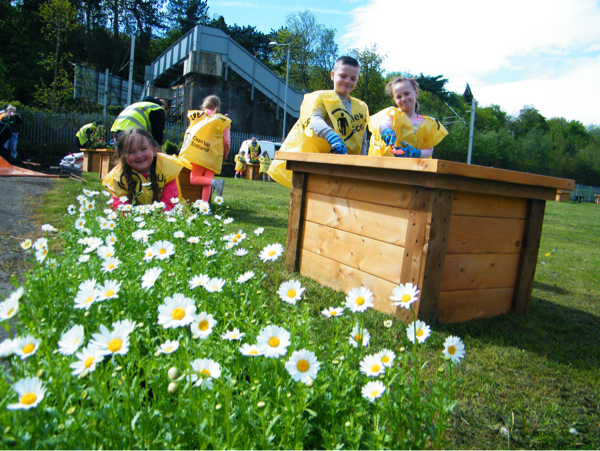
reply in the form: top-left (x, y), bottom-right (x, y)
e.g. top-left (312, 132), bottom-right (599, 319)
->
top-left (108, 264), bottom-right (115, 270)
top-left (159, 249), bottom-right (167, 255)
top-left (198, 320), bottom-right (209, 331)
top-left (106, 290), bottom-right (115, 297)
top-left (371, 364), bottom-right (381, 373)
top-left (74, 338), bottom-right (81, 345)
top-left (296, 359), bottom-right (309, 372)
top-left (268, 250), bottom-right (276, 256)
top-left (171, 308), bottom-right (185, 320)
top-left (330, 310), bottom-right (337, 316)
top-left (448, 345), bottom-right (456, 355)
top-left (7, 308), bottom-right (14, 316)
top-left (249, 350), bottom-right (258, 355)
top-left (268, 337), bottom-right (280, 347)
top-left (401, 294), bottom-right (412, 303)
top-left (165, 347), bottom-right (173, 353)
top-left (200, 369), bottom-right (211, 376)
top-left (416, 329), bottom-right (424, 337)
top-left (85, 297), bottom-right (93, 304)
top-left (106, 253), bottom-right (113, 258)
top-left (22, 343), bottom-right (35, 354)
top-left (381, 356), bottom-right (390, 363)
top-left (235, 234), bottom-right (241, 239)
top-left (108, 338), bottom-right (122, 352)
top-left (354, 334), bottom-right (362, 342)
top-left (233, 238), bottom-right (238, 243)
top-left (84, 356), bottom-right (95, 368)
top-left (20, 393), bottom-right (37, 405)
top-left (370, 390), bottom-right (379, 397)
top-left (356, 296), bottom-right (365, 306)
top-left (287, 289), bottom-right (296, 298)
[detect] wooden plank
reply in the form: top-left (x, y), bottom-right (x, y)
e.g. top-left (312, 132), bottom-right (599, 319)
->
top-left (512, 199), bottom-right (546, 315)
top-left (451, 191), bottom-right (527, 219)
top-left (441, 253), bottom-right (520, 291)
top-left (285, 171), bottom-right (308, 273)
top-left (300, 249), bottom-right (412, 323)
top-left (446, 216), bottom-right (525, 255)
top-left (306, 173), bottom-right (412, 209)
top-left (301, 220), bottom-right (404, 284)
top-left (305, 192), bottom-right (410, 247)
top-left (418, 189), bottom-right (454, 323)
top-left (437, 288), bottom-right (514, 323)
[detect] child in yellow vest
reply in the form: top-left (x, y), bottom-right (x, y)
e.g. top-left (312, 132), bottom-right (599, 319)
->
top-left (178, 95), bottom-right (231, 201)
top-left (369, 77), bottom-right (448, 158)
top-left (259, 151), bottom-right (271, 182)
top-left (102, 129), bottom-right (188, 211)
top-left (268, 56), bottom-right (370, 188)
top-left (234, 150), bottom-right (247, 179)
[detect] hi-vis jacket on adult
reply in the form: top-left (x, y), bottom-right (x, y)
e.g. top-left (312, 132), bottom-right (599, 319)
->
top-left (111, 102), bottom-right (164, 138)
top-left (268, 91), bottom-right (369, 188)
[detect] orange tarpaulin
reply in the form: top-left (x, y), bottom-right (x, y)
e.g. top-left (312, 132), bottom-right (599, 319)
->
top-left (0, 156), bottom-right (58, 178)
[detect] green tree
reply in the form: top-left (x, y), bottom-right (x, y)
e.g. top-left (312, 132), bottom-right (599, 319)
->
top-left (39, 0), bottom-right (77, 111)
top-left (167, 0), bottom-right (209, 34)
top-left (414, 74), bottom-right (451, 102)
top-left (512, 105), bottom-right (548, 138)
top-left (348, 44), bottom-right (387, 112)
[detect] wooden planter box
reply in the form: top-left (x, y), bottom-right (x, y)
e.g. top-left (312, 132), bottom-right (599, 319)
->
top-left (245, 163), bottom-right (261, 180)
top-left (82, 148), bottom-right (116, 179)
top-left (555, 190), bottom-right (571, 202)
top-left (278, 153), bottom-right (574, 324)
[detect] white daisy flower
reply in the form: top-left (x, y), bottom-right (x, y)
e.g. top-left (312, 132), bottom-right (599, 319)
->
top-left (203, 249), bottom-right (217, 257)
top-left (0, 338), bottom-right (17, 358)
top-left (190, 358), bottom-right (221, 389)
top-left (107, 212), bottom-right (118, 220)
top-left (225, 242), bottom-right (234, 250)
top-left (96, 245), bottom-right (116, 259)
top-left (442, 336), bottom-right (465, 363)
top-left (101, 257), bottom-right (121, 273)
top-left (106, 220), bottom-right (117, 231)
top-left (0, 296), bottom-right (19, 321)
top-left (362, 381), bottom-right (386, 403)
top-left (189, 274), bottom-right (210, 290)
top-left (137, 221), bottom-right (146, 228)
top-left (359, 354), bottom-right (385, 377)
top-left (7, 377), bottom-right (46, 410)
top-left (187, 236), bottom-right (200, 244)
top-left (143, 247), bottom-right (155, 262)
top-left (151, 240), bottom-right (175, 260)
top-left (236, 271), bottom-right (255, 283)
top-left (14, 336), bottom-right (41, 359)
top-left (91, 322), bottom-right (131, 356)
top-left (349, 325), bottom-right (371, 348)
top-left (157, 294), bottom-right (197, 329)
top-left (253, 227), bottom-right (264, 236)
top-left (277, 280), bottom-right (305, 305)
top-left (190, 312), bottom-right (217, 339)
top-left (214, 196), bottom-right (224, 205)
top-left (33, 237), bottom-right (47, 251)
top-left (204, 277), bottom-right (225, 293)
top-left (78, 254), bottom-right (91, 264)
top-left (259, 243), bottom-right (284, 262)
top-left (70, 344), bottom-right (104, 375)
top-left (285, 349), bottom-right (320, 383)
top-left (157, 340), bottom-right (179, 355)
top-left (141, 267), bottom-right (162, 290)
top-left (234, 248), bottom-right (248, 257)
top-left (41, 224), bottom-right (56, 232)
top-left (170, 197), bottom-right (180, 204)
top-left (406, 320), bottom-right (431, 344)
top-left (95, 280), bottom-right (121, 302)
top-left (7, 287), bottom-right (25, 303)
top-left (74, 217), bottom-right (86, 230)
top-left (257, 325), bottom-right (291, 358)
top-left (35, 247), bottom-right (48, 263)
top-left (173, 231), bottom-right (185, 239)
top-left (132, 229), bottom-right (154, 242)
top-left (58, 325), bottom-right (85, 355)
top-left (214, 215), bottom-right (222, 220)
top-left (321, 307), bottom-right (344, 318)
top-left (113, 318), bottom-right (137, 335)
top-left (345, 286), bottom-right (374, 313)
top-left (78, 278), bottom-right (97, 292)
top-left (220, 328), bottom-right (245, 341)
top-left (105, 234), bottom-right (117, 246)
top-left (377, 349), bottom-right (396, 367)
top-left (20, 239), bottom-right (32, 250)
top-left (239, 343), bottom-right (263, 356)
top-left (390, 283), bottom-right (420, 309)
top-left (67, 204), bottom-right (77, 215)
top-left (223, 217), bottom-right (233, 224)
top-left (166, 217), bottom-right (177, 223)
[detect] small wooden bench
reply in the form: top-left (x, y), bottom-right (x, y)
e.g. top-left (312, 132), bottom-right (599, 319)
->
top-left (595, 194), bottom-right (600, 205)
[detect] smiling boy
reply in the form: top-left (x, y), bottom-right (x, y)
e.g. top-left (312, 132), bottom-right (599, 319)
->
top-left (268, 56), bottom-right (370, 188)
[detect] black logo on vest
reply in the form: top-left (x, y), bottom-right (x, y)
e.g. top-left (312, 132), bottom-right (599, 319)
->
top-left (331, 108), bottom-right (365, 142)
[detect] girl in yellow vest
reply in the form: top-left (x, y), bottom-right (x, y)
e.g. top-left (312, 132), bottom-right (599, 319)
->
top-left (178, 95), bottom-right (230, 202)
top-left (259, 151), bottom-right (271, 181)
top-left (102, 129), bottom-right (188, 211)
top-left (234, 150), bottom-right (247, 179)
top-left (369, 77), bottom-right (448, 158)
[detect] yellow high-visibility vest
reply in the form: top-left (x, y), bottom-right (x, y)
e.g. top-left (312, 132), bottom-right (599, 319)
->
top-left (110, 102), bottom-right (164, 134)
top-left (76, 123), bottom-right (96, 145)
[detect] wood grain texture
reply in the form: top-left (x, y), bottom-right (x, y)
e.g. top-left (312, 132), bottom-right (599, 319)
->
top-left (418, 189), bottom-right (455, 323)
top-left (441, 253), bottom-right (520, 291)
top-left (301, 220), bottom-right (404, 284)
top-left (305, 191), bottom-right (410, 247)
top-left (437, 288), bottom-right (514, 323)
top-left (306, 173), bottom-right (412, 209)
top-left (446, 216), bottom-right (525, 255)
top-left (300, 249), bottom-right (412, 323)
top-left (285, 171), bottom-right (308, 273)
top-left (451, 191), bottom-right (528, 219)
top-left (512, 199), bottom-right (546, 314)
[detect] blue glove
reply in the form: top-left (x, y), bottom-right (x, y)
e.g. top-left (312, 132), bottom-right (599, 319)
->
top-left (325, 131), bottom-right (347, 155)
top-left (381, 128), bottom-right (397, 146)
top-left (399, 142), bottom-right (421, 158)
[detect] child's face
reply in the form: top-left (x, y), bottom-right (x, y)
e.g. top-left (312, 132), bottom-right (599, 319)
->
top-left (330, 64), bottom-right (360, 100)
top-left (392, 81), bottom-right (419, 114)
top-left (124, 135), bottom-right (157, 174)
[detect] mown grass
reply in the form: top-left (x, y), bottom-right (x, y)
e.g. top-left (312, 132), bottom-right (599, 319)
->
top-left (36, 173), bottom-right (600, 449)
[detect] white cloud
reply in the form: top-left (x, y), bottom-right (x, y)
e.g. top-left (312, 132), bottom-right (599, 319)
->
top-left (342, 0), bottom-right (600, 124)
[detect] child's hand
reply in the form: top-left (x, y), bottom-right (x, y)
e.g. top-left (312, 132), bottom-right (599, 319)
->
top-left (399, 142), bottom-right (421, 158)
top-left (325, 132), bottom-right (347, 155)
top-left (381, 128), bottom-right (397, 146)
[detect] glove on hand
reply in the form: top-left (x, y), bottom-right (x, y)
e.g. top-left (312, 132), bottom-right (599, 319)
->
top-left (325, 131), bottom-right (347, 155)
top-left (381, 128), bottom-right (397, 146)
top-left (399, 142), bottom-right (421, 158)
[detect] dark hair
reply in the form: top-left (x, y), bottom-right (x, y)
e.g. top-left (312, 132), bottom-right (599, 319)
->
top-left (333, 56), bottom-right (360, 71)
top-left (115, 129), bottom-right (160, 204)
top-left (386, 77), bottom-right (420, 114)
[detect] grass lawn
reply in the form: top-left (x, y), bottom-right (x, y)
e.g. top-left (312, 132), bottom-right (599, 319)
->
top-left (35, 173), bottom-right (600, 449)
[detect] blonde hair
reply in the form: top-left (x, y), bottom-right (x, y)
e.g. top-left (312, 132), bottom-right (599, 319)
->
top-left (386, 77), bottom-right (420, 114)
top-left (201, 95), bottom-right (221, 113)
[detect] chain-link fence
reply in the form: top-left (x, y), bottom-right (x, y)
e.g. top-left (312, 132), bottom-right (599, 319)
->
top-left (571, 185), bottom-right (600, 203)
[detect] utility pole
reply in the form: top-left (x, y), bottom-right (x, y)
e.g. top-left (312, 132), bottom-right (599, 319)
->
top-left (467, 99), bottom-right (476, 165)
top-left (103, 69), bottom-right (109, 122)
top-left (127, 35), bottom-right (135, 105)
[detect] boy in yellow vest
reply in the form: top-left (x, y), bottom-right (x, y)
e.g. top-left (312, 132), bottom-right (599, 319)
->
top-left (268, 56), bottom-right (369, 188)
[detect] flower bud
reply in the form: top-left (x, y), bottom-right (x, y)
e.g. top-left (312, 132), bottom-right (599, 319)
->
top-left (168, 382), bottom-right (178, 394)
top-left (36, 369), bottom-right (44, 378)
top-left (383, 320), bottom-right (393, 328)
top-left (305, 377), bottom-right (314, 388)
top-left (257, 401), bottom-right (265, 408)
top-left (168, 367), bottom-right (179, 380)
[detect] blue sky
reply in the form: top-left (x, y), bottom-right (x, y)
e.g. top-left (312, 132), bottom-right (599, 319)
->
top-left (208, 0), bottom-right (600, 126)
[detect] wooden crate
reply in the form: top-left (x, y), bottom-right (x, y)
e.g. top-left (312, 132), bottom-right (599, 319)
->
top-left (178, 167), bottom-right (203, 202)
top-left (245, 163), bottom-right (261, 180)
top-left (82, 149), bottom-right (115, 178)
top-left (555, 190), bottom-right (571, 202)
top-left (279, 153), bottom-right (574, 324)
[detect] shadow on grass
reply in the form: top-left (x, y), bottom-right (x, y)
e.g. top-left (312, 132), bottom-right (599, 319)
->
top-left (533, 280), bottom-right (570, 295)
top-left (437, 297), bottom-right (600, 370)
